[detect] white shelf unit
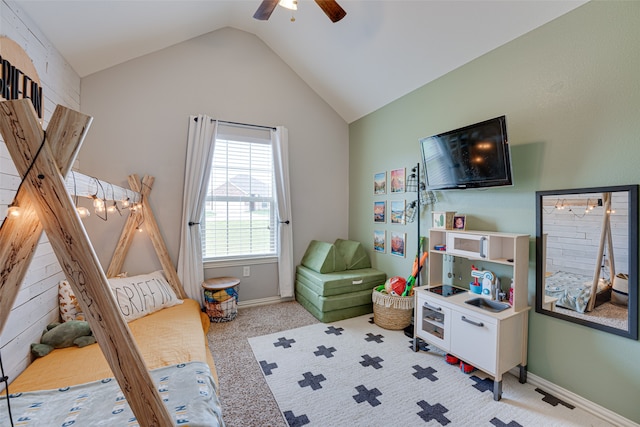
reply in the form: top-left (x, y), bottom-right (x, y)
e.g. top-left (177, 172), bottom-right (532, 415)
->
top-left (427, 229), bottom-right (530, 312)
top-left (414, 228), bottom-right (531, 401)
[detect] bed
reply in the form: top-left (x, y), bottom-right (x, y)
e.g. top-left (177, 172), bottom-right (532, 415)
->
top-left (544, 271), bottom-right (612, 313)
top-left (1, 296), bottom-right (224, 425)
top-left (0, 101), bottom-right (225, 425)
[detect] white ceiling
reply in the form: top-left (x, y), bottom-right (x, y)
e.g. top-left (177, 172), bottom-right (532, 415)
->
top-left (14, 0), bottom-right (587, 123)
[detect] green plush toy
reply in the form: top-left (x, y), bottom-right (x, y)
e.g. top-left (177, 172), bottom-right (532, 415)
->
top-left (30, 320), bottom-right (96, 358)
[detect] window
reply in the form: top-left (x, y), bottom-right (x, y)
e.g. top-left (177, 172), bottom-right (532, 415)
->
top-left (201, 130), bottom-right (276, 260)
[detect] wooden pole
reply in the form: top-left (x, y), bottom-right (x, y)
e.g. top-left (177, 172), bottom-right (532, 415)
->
top-left (0, 99), bottom-right (174, 426)
top-left (0, 103), bottom-right (92, 336)
top-left (107, 174), bottom-right (186, 299)
top-left (587, 192), bottom-right (612, 312)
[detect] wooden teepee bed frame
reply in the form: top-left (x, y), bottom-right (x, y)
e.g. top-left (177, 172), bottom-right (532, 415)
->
top-left (0, 99), bottom-right (184, 426)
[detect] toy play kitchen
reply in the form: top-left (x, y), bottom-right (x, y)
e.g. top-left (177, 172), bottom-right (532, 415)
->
top-left (413, 228), bottom-right (530, 401)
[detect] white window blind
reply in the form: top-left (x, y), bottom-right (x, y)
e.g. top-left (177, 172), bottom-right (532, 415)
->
top-left (201, 130), bottom-right (276, 260)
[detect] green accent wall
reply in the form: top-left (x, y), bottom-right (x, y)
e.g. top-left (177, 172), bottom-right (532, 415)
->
top-left (349, 1), bottom-right (640, 422)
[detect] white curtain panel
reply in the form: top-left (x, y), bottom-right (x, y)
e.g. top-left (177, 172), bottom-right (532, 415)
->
top-left (272, 126), bottom-right (294, 297)
top-left (177, 115), bottom-right (217, 305)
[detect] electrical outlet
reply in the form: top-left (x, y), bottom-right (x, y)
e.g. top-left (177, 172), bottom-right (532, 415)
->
top-left (243, 266), bottom-right (250, 277)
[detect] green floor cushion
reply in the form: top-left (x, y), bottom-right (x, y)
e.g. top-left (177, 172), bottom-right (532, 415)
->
top-left (295, 290), bottom-right (373, 323)
top-left (300, 240), bottom-right (346, 273)
top-left (296, 265), bottom-right (386, 297)
top-left (334, 239), bottom-right (372, 270)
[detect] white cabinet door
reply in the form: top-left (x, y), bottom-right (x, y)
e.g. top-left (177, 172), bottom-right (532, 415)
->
top-left (450, 309), bottom-right (497, 374)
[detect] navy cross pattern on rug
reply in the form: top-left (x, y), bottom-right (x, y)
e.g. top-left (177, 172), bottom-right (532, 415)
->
top-left (283, 410), bottom-right (310, 427)
top-left (359, 354), bottom-right (383, 369)
top-left (416, 400), bottom-right (451, 425)
top-left (470, 375), bottom-right (495, 394)
top-left (352, 384), bottom-right (382, 407)
top-left (490, 417), bottom-right (523, 427)
top-left (314, 345), bottom-right (337, 358)
top-left (259, 360), bottom-right (278, 376)
top-left (364, 332), bottom-right (384, 343)
top-left (535, 388), bottom-right (575, 409)
top-left (324, 326), bottom-right (344, 336)
top-left (412, 364), bottom-right (438, 381)
top-left (273, 336), bottom-right (296, 349)
top-left (298, 371), bottom-right (326, 390)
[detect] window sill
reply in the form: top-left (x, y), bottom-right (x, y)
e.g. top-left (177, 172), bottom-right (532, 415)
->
top-left (203, 256), bottom-right (278, 269)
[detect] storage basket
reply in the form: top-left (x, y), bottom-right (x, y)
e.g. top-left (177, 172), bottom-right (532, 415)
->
top-left (372, 288), bottom-right (414, 330)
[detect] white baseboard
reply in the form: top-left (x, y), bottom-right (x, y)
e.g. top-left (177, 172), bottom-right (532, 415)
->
top-left (510, 369), bottom-right (638, 427)
top-left (238, 296), bottom-right (293, 308)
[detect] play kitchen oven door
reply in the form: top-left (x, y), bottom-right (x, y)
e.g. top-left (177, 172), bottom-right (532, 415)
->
top-left (418, 294), bottom-right (451, 350)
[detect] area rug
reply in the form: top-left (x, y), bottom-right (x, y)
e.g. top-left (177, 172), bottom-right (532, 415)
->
top-left (249, 314), bottom-right (613, 427)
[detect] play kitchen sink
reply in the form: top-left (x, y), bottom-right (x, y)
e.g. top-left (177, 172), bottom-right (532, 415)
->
top-left (465, 297), bottom-right (510, 313)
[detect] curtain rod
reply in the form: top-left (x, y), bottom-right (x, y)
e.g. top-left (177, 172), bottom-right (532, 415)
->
top-left (194, 116), bottom-right (276, 131)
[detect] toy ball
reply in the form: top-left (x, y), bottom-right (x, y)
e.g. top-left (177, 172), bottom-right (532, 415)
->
top-left (386, 276), bottom-right (407, 296)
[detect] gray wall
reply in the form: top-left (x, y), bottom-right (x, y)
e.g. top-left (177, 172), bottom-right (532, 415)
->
top-left (349, 2), bottom-right (639, 422)
top-left (79, 27), bottom-right (349, 303)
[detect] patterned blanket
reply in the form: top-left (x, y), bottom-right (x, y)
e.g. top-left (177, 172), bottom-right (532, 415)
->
top-left (545, 271), bottom-right (610, 313)
top-left (0, 361), bottom-right (224, 426)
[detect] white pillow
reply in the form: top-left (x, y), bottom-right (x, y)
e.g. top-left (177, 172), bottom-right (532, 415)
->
top-left (58, 280), bottom-right (85, 322)
top-left (108, 270), bottom-right (183, 322)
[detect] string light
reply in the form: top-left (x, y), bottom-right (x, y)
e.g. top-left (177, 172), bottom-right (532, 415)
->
top-left (71, 171), bottom-right (90, 219)
top-left (92, 195), bottom-right (105, 212)
top-left (76, 206), bottom-right (91, 218)
top-left (544, 197), bottom-right (608, 219)
top-left (7, 202), bottom-right (20, 217)
top-left (1, 131), bottom-right (47, 226)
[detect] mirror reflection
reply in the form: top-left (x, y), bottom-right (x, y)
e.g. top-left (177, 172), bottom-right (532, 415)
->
top-left (536, 185), bottom-right (638, 339)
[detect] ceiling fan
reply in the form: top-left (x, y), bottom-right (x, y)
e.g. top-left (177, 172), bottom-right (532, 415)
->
top-left (253, 0), bottom-right (347, 23)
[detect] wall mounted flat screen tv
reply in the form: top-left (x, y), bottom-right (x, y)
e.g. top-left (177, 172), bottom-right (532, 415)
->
top-left (419, 115), bottom-right (512, 190)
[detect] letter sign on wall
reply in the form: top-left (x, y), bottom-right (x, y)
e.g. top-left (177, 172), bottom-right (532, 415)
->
top-left (0, 37), bottom-right (43, 118)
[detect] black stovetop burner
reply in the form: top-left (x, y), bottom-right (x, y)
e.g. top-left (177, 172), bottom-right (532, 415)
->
top-left (428, 285), bottom-right (467, 297)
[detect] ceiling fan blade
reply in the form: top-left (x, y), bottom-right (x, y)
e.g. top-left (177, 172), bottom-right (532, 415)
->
top-left (254, 0), bottom-right (279, 20)
top-left (314, 0), bottom-right (347, 23)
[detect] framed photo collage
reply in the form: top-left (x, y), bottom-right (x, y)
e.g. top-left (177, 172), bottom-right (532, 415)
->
top-left (373, 168), bottom-right (407, 257)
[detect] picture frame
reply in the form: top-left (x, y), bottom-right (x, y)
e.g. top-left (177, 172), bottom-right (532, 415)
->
top-left (374, 201), bottom-right (386, 223)
top-left (453, 214), bottom-right (467, 230)
top-left (390, 168), bottom-right (405, 193)
top-left (374, 172), bottom-right (386, 195)
top-left (432, 211), bottom-right (456, 229)
top-left (373, 230), bottom-right (386, 253)
top-left (390, 231), bottom-right (406, 257)
top-left (390, 200), bottom-right (406, 224)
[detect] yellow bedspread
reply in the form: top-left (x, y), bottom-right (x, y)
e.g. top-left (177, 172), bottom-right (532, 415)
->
top-left (9, 298), bottom-right (217, 393)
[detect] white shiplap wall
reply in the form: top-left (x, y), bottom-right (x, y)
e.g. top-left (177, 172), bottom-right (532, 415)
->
top-left (543, 191), bottom-right (630, 277)
top-left (0, 0), bottom-right (81, 387)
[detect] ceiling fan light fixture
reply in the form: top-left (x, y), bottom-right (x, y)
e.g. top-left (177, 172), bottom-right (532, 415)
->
top-left (278, 0), bottom-right (297, 11)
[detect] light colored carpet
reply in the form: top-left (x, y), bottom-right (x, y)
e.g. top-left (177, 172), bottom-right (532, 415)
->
top-left (249, 313), bottom-right (615, 427)
top-left (554, 301), bottom-right (628, 330)
top-left (207, 301), bottom-right (318, 426)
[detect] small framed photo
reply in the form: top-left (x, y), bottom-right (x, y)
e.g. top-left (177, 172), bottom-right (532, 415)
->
top-left (373, 230), bottom-right (386, 253)
top-left (390, 168), bottom-right (405, 193)
top-left (432, 211), bottom-right (456, 229)
top-left (390, 200), bottom-right (406, 224)
top-left (390, 231), bottom-right (406, 257)
top-left (374, 172), bottom-right (386, 195)
top-left (453, 214), bottom-right (467, 230)
top-left (374, 201), bottom-right (386, 223)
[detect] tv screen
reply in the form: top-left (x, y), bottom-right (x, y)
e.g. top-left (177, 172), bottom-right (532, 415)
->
top-left (419, 115), bottom-right (512, 190)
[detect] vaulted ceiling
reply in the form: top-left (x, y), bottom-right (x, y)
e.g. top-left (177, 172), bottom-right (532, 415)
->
top-left (14, 0), bottom-right (587, 123)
